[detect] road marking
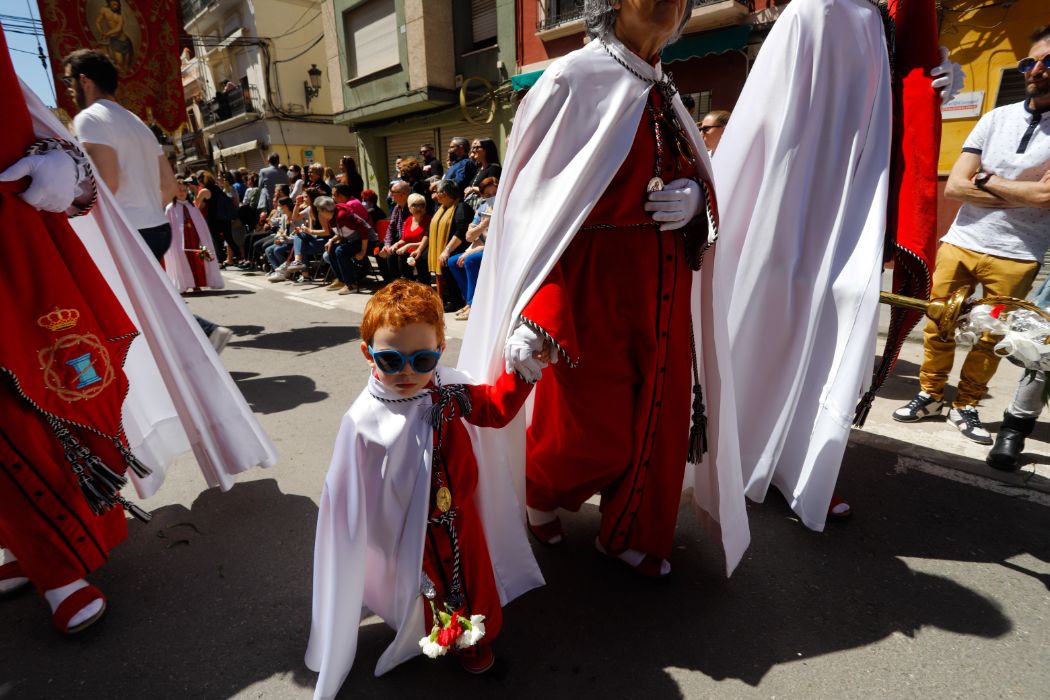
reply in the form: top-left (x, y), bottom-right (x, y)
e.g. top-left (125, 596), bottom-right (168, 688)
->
top-left (284, 295), bottom-right (335, 310)
top-left (227, 277), bottom-right (265, 290)
top-left (896, 455), bottom-right (1050, 507)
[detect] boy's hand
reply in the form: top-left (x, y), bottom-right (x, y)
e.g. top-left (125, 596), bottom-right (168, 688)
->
top-left (504, 323), bottom-right (549, 383)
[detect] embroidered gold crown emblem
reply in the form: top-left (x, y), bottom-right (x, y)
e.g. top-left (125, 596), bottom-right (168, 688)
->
top-left (37, 307), bottom-right (80, 332)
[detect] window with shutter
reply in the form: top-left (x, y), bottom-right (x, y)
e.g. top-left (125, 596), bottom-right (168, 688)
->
top-left (344, 0), bottom-right (400, 80)
top-left (995, 68), bottom-right (1028, 108)
top-left (471, 0), bottom-right (497, 48)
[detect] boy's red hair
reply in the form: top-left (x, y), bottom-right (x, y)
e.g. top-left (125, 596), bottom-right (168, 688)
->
top-left (360, 280), bottom-right (445, 345)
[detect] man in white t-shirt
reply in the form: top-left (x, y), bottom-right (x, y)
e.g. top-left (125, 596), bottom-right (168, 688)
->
top-left (63, 50), bottom-right (231, 351)
top-left (893, 26), bottom-right (1050, 444)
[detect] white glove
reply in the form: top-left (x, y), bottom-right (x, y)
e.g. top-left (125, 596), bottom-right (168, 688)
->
top-left (644, 178), bottom-right (701, 231)
top-left (503, 322), bottom-right (552, 384)
top-left (0, 150), bottom-right (78, 213)
top-left (931, 46), bottom-right (965, 105)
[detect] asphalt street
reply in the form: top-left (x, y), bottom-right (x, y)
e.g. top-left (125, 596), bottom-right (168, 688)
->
top-left (1, 274), bottom-right (1048, 699)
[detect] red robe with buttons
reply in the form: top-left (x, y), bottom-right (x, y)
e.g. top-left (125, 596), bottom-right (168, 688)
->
top-left (0, 30), bottom-right (136, 591)
top-left (523, 89), bottom-right (698, 561)
top-left (420, 371), bottom-right (534, 647)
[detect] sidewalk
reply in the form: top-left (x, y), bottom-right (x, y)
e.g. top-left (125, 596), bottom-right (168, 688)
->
top-left (220, 269), bottom-right (1050, 497)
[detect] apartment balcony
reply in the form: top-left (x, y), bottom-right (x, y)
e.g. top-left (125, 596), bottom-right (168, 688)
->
top-left (178, 130), bottom-right (207, 161)
top-left (536, 0), bottom-right (753, 41)
top-left (683, 0), bottom-right (753, 34)
top-left (200, 85), bottom-right (262, 130)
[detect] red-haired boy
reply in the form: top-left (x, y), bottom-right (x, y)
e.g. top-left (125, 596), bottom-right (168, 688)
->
top-left (305, 280), bottom-right (547, 699)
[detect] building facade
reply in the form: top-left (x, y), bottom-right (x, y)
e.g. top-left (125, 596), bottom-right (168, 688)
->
top-left (176, 0), bottom-right (357, 176)
top-left (322, 0), bottom-right (516, 196)
top-left (515, 0), bottom-right (786, 122)
top-left (935, 0), bottom-right (1046, 235)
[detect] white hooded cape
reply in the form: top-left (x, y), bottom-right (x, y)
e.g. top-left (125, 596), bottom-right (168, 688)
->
top-left (710, 0), bottom-right (891, 530)
top-left (305, 368), bottom-right (543, 699)
top-left (163, 200), bottom-right (225, 292)
top-left (23, 80), bottom-right (277, 498)
top-left (456, 36), bottom-right (750, 575)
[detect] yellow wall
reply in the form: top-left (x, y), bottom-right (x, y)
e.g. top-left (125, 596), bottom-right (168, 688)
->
top-left (939, 0), bottom-right (1046, 173)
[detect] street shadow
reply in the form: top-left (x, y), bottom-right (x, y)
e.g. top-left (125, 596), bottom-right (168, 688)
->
top-left (0, 480), bottom-right (318, 699)
top-left (230, 371), bottom-right (328, 414)
top-left (296, 444), bottom-right (1034, 699)
top-left (227, 324), bottom-right (266, 337)
top-left (229, 324), bottom-right (361, 355)
top-left (181, 289), bottom-right (253, 297)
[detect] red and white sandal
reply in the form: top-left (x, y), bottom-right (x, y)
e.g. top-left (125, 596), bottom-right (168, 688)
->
top-left (0, 560), bottom-right (30, 595)
top-left (828, 494), bottom-right (852, 521)
top-left (595, 538), bottom-right (670, 578)
top-left (51, 585), bottom-right (107, 635)
top-left (527, 516), bottom-right (564, 546)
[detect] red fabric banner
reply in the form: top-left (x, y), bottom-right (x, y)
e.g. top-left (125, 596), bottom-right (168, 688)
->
top-left (37, 0), bottom-right (185, 134)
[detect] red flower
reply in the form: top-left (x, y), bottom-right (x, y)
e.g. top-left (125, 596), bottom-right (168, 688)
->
top-left (990, 304), bottom-right (1007, 319)
top-left (436, 613), bottom-right (463, 647)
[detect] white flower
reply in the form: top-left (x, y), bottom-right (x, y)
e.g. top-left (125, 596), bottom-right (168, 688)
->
top-left (455, 615), bottom-right (486, 649)
top-left (419, 635), bottom-right (448, 658)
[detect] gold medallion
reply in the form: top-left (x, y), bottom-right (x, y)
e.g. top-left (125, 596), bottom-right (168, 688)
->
top-left (436, 486), bottom-right (452, 513)
top-left (647, 177), bottom-right (665, 193)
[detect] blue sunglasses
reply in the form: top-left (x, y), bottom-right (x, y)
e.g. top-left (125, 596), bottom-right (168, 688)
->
top-left (1018, 55), bottom-right (1050, 74)
top-left (368, 346), bottom-right (442, 374)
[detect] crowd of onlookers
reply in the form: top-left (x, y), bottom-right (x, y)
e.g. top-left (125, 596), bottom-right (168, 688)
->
top-left (174, 136), bottom-right (501, 318)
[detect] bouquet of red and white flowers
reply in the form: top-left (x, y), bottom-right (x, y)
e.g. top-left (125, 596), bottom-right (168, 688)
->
top-left (418, 600), bottom-right (486, 659)
top-left (956, 302), bottom-right (1050, 403)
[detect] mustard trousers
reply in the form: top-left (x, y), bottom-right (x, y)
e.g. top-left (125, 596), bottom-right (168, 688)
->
top-left (919, 242), bottom-right (1040, 407)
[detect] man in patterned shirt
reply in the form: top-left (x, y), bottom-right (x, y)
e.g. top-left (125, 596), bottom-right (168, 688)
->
top-left (893, 25), bottom-right (1050, 444)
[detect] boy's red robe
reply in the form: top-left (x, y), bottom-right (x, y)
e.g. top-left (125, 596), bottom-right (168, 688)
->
top-left (0, 30), bottom-right (141, 591)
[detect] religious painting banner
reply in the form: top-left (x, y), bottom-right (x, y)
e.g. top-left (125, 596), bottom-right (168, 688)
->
top-left (37, 0), bottom-right (185, 134)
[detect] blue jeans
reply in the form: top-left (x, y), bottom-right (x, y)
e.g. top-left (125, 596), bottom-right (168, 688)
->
top-left (293, 233), bottom-right (327, 258)
top-left (265, 241), bottom-right (292, 269)
top-left (447, 251), bottom-right (483, 305)
top-left (330, 240), bottom-right (364, 285)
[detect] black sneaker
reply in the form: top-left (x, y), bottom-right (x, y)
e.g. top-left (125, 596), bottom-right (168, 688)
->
top-left (892, 392), bottom-right (944, 422)
top-left (948, 406), bottom-right (993, 445)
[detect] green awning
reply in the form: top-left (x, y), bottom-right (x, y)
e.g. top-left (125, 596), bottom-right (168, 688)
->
top-left (661, 25), bottom-right (751, 63)
top-left (511, 69), bottom-right (544, 91)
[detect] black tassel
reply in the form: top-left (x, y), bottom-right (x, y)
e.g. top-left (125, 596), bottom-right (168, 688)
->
top-left (86, 456), bottom-right (127, 495)
top-left (78, 473), bottom-right (113, 515)
top-left (688, 384), bottom-right (709, 464)
top-left (853, 391), bottom-right (875, 427)
top-left (117, 441), bottom-right (153, 478)
top-left (117, 496), bottom-right (153, 523)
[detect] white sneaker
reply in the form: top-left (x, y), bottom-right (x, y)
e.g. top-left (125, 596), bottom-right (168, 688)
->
top-left (285, 260), bottom-right (306, 273)
top-left (208, 326), bottom-right (233, 354)
top-left (267, 270), bottom-right (288, 283)
top-left (892, 392), bottom-right (944, 422)
top-left (948, 406), bottom-right (993, 445)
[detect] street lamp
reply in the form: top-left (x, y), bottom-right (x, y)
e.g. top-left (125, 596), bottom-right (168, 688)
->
top-left (304, 64), bottom-right (322, 110)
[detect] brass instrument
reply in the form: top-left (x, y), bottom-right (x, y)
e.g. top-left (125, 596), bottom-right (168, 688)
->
top-left (879, 285), bottom-right (1050, 341)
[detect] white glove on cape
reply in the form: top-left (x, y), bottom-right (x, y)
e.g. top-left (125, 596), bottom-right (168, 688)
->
top-left (0, 150), bottom-right (78, 213)
top-left (504, 322), bottom-right (554, 384)
top-left (644, 178), bottom-right (701, 231)
top-left (931, 46), bottom-right (965, 105)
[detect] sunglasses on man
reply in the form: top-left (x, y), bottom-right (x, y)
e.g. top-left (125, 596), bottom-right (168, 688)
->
top-left (60, 75), bottom-right (77, 87)
top-left (1018, 55), bottom-right (1050, 73)
top-left (368, 346), bottom-right (442, 374)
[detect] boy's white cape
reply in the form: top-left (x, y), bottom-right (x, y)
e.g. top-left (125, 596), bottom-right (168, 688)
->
top-left (23, 80), bottom-right (277, 497)
top-left (163, 200), bottom-right (225, 292)
top-left (457, 35), bottom-right (750, 575)
top-left (305, 368), bottom-right (543, 700)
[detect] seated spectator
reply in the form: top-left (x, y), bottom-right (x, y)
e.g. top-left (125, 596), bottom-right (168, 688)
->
top-left (462, 138), bottom-right (502, 207)
top-left (397, 157), bottom-right (432, 212)
top-left (377, 181), bottom-right (411, 283)
top-left (429, 179), bottom-right (474, 312)
top-left (359, 189), bottom-right (387, 226)
top-left (447, 177), bottom-right (497, 320)
top-left (392, 192), bottom-right (431, 282)
top-left (264, 197), bottom-right (297, 279)
top-left (324, 166), bottom-right (339, 190)
top-left (306, 162), bottom-right (332, 196)
top-left (316, 196), bottom-right (375, 294)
